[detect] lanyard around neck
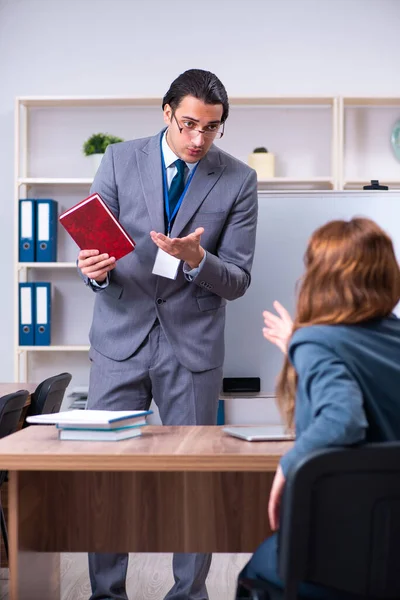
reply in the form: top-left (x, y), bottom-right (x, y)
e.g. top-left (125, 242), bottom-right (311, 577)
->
top-left (160, 139), bottom-right (198, 236)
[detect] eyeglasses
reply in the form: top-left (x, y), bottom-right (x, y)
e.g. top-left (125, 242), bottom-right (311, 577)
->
top-left (172, 114), bottom-right (225, 139)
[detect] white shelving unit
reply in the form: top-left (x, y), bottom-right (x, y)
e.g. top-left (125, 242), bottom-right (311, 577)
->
top-left (13, 94), bottom-right (361, 382)
top-left (338, 97), bottom-right (400, 189)
top-left (18, 263), bottom-right (76, 269)
top-left (17, 345), bottom-right (90, 352)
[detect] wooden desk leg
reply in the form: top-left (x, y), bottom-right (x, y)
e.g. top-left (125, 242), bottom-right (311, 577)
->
top-left (8, 471), bottom-right (60, 600)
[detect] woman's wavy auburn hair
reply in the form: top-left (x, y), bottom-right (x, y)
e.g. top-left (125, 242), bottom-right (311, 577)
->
top-left (277, 217), bottom-right (400, 428)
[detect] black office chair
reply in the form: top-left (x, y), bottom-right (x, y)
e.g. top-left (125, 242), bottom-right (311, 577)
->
top-left (236, 443), bottom-right (400, 600)
top-left (25, 371), bottom-right (72, 419)
top-left (0, 390), bottom-right (30, 561)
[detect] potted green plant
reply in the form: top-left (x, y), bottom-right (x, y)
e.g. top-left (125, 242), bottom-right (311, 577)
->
top-left (248, 146), bottom-right (275, 179)
top-left (83, 133), bottom-right (124, 173)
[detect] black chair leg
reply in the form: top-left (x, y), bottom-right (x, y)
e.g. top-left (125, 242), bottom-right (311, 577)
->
top-left (235, 581), bottom-right (251, 599)
top-left (0, 501), bottom-right (9, 561)
top-left (236, 579), bottom-right (272, 599)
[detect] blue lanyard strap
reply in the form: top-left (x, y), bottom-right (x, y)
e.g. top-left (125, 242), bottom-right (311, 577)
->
top-left (160, 140), bottom-right (198, 235)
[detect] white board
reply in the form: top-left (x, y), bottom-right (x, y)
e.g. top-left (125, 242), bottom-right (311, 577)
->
top-left (224, 190), bottom-right (400, 393)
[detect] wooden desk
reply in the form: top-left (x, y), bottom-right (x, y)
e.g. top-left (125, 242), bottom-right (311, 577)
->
top-left (0, 425), bottom-right (291, 600)
top-left (0, 382), bottom-right (37, 569)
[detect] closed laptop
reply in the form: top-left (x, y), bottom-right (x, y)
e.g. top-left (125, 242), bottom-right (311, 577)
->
top-left (222, 425), bottom-right (294, 441)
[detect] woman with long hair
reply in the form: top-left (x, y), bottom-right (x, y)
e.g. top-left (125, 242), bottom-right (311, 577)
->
top-left (237, 217), bottom-right (400, 599)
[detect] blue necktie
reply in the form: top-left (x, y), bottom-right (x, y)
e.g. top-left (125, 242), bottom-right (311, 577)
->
top-left (168, 159), bottom-right (187, 219)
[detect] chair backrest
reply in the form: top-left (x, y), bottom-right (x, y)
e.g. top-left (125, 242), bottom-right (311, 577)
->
top-left (0, 390), bottom-right (30, 439)
top-left (28, 372), bottom-right (72, 417)
top-left (278, 443), bottom-right (400, 600)
top-left (0, 390), bottom-right (29, 487)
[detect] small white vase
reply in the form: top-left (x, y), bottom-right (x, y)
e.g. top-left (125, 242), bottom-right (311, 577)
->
top-left (248, 152), bottom-right (275, 179)
top-left (90, 153), bottom-right (104, 175)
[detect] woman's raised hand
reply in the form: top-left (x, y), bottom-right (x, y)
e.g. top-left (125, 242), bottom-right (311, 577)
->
top-left (262, 301), bottom-right (293, 355)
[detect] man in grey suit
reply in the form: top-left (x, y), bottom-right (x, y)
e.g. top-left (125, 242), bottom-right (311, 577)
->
top-left (78, 69), bottom-right (258, 600)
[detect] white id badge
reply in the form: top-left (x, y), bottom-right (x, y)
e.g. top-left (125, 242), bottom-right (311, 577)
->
top-left (152, 248), bottom-right (181, 280)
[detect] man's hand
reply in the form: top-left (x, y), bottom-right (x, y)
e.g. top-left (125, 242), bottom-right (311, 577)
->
top-left (263, 301), bottom-right (293, 355)
top-left (150, 227), bottom-right (205, 269)
top-left (78, 249), bottom-right (116, 283)
top-left (268, 465), bottom-right (286, 531)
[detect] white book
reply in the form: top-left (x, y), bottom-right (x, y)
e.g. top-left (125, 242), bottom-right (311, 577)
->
top-left (26, 409), bottom-right (152, 430)
top-left (59, 425), bottom-right (144, 442)
top-left (57, 418), bottom-right (147, 430)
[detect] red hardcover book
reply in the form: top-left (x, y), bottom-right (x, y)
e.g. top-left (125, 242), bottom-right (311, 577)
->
top-left (59, 193), bottom-right (135, 261)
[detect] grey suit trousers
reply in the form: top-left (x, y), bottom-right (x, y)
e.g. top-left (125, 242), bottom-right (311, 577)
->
top-left (87, 320), bottom-right (222, 600)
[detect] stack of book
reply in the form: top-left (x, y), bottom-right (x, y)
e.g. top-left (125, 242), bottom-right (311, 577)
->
top-left (26, 409), bottom-right (152, 441)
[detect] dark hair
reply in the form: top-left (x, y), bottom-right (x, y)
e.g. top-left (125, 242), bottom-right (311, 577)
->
top-left (162, 69), bottom-right (229, 123)
top-left (276, 217), bottom-right (400, 428)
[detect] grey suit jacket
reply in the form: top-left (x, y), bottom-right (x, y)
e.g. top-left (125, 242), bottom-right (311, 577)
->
top-left (84, 130), bottom-right (258, 372)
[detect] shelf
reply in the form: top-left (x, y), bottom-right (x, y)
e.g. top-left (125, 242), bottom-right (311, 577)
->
top-left (18, 177), bottom-right (93, 186)
top-left (343, 98), bottom-right (400, 107)
top-left (18, 345), bottom-right (90, 352)
top-left (18, 262), bottom-right (76, 269)
top-left (17, 177), bottom-right (334, 190)
top-left (257, 177), bottom-right (334, 190)
top-left (257, 177), bottom-right (333, 184)
top-left (343, 180), bottom-right (400, 189)
top-left (17, 95), bottom-right (335, 108)
top-left (230, 97), bottom-right (335, 107)
top-left (17, 96), bottom-right (161, 108)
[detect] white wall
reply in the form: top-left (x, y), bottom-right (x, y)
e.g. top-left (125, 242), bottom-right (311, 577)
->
top-left (1, 0), bottom-right (400, 382)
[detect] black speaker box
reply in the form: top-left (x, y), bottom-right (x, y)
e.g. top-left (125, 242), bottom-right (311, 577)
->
top-left (222, 377), bottom-right (260, 393)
